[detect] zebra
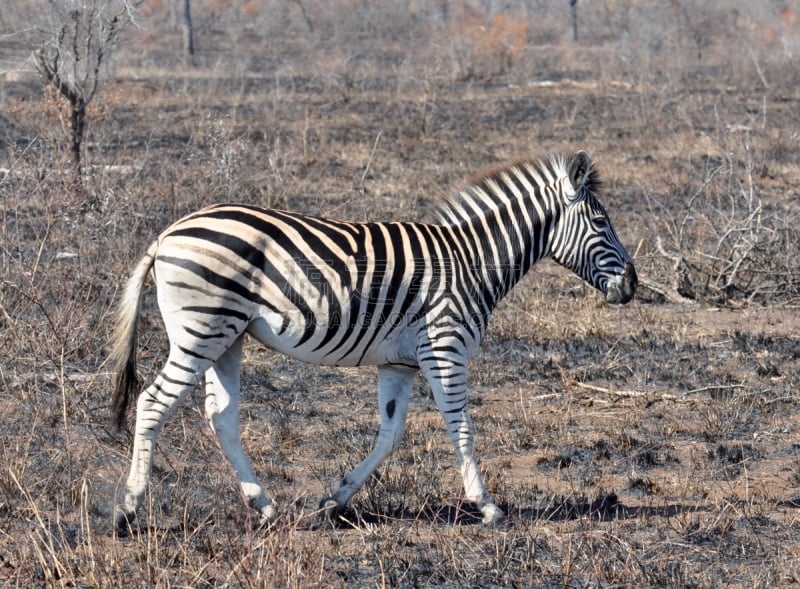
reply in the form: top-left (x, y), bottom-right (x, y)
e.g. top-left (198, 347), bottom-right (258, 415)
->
top-left (109, 150), bottom-right (637, 532)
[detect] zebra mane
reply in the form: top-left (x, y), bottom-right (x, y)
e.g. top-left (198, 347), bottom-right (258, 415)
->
top-left (433, 153), bottom-right (602, 226)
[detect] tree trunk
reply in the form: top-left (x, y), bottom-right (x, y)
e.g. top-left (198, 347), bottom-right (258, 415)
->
top-left (69, 94), bottom-right (87, 195)
top-left (570, 0), bottom-right (578, 41)
top-left (70, 98), bottom-right (85, 171)
top-left (182, 0), bottom-right (194, 66)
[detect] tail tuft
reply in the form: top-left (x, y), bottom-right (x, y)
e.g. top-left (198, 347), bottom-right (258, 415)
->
top-left (111, 356), bottom-right (139, 429)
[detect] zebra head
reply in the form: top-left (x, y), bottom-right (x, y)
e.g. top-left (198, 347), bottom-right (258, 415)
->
top-left (549, 151), bottom-right (637, 305)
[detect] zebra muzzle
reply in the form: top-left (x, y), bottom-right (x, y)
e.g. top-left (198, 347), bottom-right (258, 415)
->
top-left (604, 262), bottom-right (637, 304)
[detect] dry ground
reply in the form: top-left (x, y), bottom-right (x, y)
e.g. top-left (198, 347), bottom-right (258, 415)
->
top-left (1, 2), bottom-right (799, 587)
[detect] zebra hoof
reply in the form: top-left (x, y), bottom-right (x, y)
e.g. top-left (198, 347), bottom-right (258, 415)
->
top-left (317, 497), bottom-right (344, 527)
top-left (480, 503), bottom-right (507, 528)
top-left (320, 497), bottom-right (340, 516)
top-left (114, 507), bottom-right (136, 537)
top-left (255, 504), bottom-right (279, 531)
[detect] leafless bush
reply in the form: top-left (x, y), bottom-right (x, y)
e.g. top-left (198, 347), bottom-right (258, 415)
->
top-left (644, 128), bottom-right (800, 306)
top-left (16, 0), bottom-right (141, 202)
top-left (439, 2), bottom-right (531, 81)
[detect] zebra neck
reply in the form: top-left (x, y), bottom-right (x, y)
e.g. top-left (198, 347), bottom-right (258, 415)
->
top-left (444, 202), bottom-right (553, 311)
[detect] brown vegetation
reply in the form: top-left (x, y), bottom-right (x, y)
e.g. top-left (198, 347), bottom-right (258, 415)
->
top-left (1, 1), bottom-right (798, 586)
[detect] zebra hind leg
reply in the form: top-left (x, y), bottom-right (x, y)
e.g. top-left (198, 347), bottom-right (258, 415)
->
top-left (321, 365), bottom-right (416, 523)
top-left (115, 348), bottom-right (210, 534)
top-left (203, 335), bottom-right (277, 526)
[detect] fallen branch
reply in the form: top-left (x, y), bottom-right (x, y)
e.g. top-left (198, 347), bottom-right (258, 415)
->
top-left (571, 381), bottom-right (653, 398)
top-left (530, 393), bottom-right (562, 402)
top-left (684, 384), bottom-right (746, 395)
top-left (638, 276), bottom-right (696, 305)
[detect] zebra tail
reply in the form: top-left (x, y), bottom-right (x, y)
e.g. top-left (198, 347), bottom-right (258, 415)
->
top-left (109, 242), bottom-right (157, 429)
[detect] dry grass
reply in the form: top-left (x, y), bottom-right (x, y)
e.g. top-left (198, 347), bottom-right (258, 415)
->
top-left (2, 1), bottom-right (799, 587)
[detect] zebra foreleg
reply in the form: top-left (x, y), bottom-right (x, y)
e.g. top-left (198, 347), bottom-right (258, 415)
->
top-left (203, 336), bottom-right (277, 525)
top-left (322, 365), bottom-right (416, 520)
top-left (423, 358), bottom-right (506, 526)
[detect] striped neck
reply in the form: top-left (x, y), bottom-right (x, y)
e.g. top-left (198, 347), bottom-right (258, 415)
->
top-left (435, 157), bottom-right (568, 310)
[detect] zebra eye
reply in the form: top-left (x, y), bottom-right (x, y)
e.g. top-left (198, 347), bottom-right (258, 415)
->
top-left (593, 215), bottom-right (608, 229)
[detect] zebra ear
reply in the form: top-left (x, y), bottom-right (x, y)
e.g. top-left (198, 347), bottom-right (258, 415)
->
top-left (568, 151), bottom-right (591, 192)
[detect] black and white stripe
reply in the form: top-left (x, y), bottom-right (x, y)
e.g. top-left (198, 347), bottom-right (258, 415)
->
top-left (110, 151), bottom-right (637, 531)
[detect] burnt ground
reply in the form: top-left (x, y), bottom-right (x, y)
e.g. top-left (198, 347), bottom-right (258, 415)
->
top-left (1, 2), bottom-right (799, 587)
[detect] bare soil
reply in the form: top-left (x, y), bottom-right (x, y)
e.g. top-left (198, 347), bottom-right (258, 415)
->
top-left (1, 2), bottom-right (799, 587)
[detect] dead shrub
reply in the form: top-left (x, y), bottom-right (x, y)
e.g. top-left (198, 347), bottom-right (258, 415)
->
top-left (643, 129), bottom-right (800, 306)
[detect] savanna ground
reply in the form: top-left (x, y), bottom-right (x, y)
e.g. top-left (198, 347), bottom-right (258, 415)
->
top-left (1, 1), bottom-right (799, 587)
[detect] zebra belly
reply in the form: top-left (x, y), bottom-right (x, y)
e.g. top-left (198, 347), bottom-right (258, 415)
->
top-left (246, 309), bottom-right (419, 368)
